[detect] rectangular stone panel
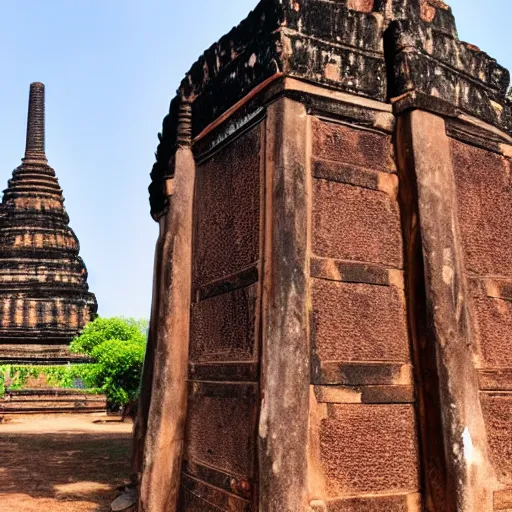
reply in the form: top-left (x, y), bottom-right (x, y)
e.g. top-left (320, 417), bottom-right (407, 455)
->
top-left (321, 493), bottom-right (421, 512)
top-left (311, 279), bottom-right (410, 363)
top-left (185, 382), bottom-right (257, 479)
top-left (494, 488), bottom-right (512, 511)
top-left (481, 392), bottom-right (512, 487)
top-left (473, 297), bottom-right (512, 368)
top-left (319, 404), bottom-right (420, 496)
top-left (312, 118), bottom-right (395, 173)
top-left (190, 284), bottom-right (258, 364)
top-left (179, 478), bottom-right (250, 512)
top-left (193, 125), bottom-right (261, 287)
top-left (312, 179), bottom-right (403, 268)
top-left (451, 139), bottom-right (512, 276)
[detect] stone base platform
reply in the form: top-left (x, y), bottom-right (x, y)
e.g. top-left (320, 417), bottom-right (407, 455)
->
top-left (0, 344), bottom-right (91, 365)
top-left (1, 388), bottom-right (107, 415)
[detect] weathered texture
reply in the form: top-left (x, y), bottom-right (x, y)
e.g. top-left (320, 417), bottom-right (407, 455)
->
top-left (190, 285), bottom-right (257, 363)
top-left (396, 110), bottom-right (494, 511)
top-left (136, 1), bottom-right (512, 511)
top-left (0, 83), bottom-right (96, 360)
top-left (138, 103), bottom-right (196, 512)
top-left (258, 97), bottom-right (310, 511)
top-left (173, 120), bottom-right (263, 512)
top-left (312, 180), bottom-right (402, 267)
top-left (184, 383), bottom-right (257, 478)
top-left (481, 393), bottom-right (512, 487)
top-left (449, 108), bottom-right (512, 506)
top-left (318, 404), bottom-right (420, 495)
top-left (192, 128), bottom-right (260, 288)
top-left (451, 140), bottom-right (512, 276)
top-left (311, 279), bottom-right (409, 362)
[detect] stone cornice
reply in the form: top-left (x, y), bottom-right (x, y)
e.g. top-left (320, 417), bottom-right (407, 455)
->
top-left (148, 0), bottom-right (511, 219)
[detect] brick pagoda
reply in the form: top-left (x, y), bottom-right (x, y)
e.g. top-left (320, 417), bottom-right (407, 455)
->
top-left (0, 83), bottom-right (97, 363)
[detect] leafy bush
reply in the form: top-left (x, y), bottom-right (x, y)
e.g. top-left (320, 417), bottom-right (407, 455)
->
top-left (70, 316), bottom-right (148, 408)
top-left (69, 317), bottom-right (146, 355)
top-left (90, 339), bottom-right (145, 406)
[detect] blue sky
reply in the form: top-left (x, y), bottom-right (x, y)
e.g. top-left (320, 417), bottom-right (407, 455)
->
top-left (0, 1), bottom-right (510, 319)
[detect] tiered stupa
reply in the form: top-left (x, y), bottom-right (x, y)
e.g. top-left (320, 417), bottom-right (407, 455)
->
top-left (0, 83), bottom-right (97, 363)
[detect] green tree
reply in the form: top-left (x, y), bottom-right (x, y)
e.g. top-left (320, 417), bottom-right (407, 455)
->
top-left (70, 317), bottom-right (148, 410)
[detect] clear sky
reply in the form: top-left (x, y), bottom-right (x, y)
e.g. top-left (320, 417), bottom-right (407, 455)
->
top-left (0, 1), bottom-right (510, 319)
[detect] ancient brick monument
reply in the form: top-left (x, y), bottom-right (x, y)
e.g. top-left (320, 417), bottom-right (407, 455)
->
top-left (133, 1), bottom-right (512, 511)
top-left (0, 83), bottom-right (97, 363)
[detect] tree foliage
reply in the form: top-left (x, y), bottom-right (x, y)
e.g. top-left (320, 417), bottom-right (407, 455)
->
top-left (70, 316), bottom-right (148, 407)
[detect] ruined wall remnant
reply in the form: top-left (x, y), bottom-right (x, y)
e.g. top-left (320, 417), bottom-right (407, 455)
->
top-left (0, 83), bottom-right (97, 363)
top-left (135, 1), bottom-right (512, 511)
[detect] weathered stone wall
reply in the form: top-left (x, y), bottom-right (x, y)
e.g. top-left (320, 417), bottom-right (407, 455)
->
top-left (451, 135), bottom-right (512, 509)
top-left (180, 124), bottom-right (263, 510)
top-left (309, 114), bottom-right (421, 509)
top-left (138, 1), bottom-right (512, 511)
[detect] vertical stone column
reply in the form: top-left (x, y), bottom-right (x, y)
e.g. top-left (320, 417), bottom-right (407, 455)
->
top-left (396, 109), bottom-right (495, 512)
top-left (139, 101), bottom-right (195, 512)
top-left (259, 97), bottom-right (310, 511)
top-left (25, 82), bottom-right (47, 163)
top-left (131, 215), bottom-right (166, 484)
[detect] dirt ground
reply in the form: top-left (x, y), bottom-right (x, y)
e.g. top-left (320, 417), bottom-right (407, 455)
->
top-left (0, 414), bottom-right (133, 512)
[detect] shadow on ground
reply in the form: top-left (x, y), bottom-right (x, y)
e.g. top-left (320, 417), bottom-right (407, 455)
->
top-left (0, 416), bottom-right (132, 512)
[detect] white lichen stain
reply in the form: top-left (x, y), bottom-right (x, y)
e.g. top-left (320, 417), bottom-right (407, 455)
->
top-left (443, 265), bottom-right (454, 286)
top-left (442, 248), bottom-right (454, 285)
top-left (462, 427), bottom-right (475, 464)
top-left (272, 461), bottom-right (280, 474)
top-left (248, 53), bottom-right (257, 68)
top-left (259, 396), bottom-right (269, 439)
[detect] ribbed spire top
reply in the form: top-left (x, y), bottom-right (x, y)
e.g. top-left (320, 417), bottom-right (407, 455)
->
top-left (24, 82), bottom-right (46, 162)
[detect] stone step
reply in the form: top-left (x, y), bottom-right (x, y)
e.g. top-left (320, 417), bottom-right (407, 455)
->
top-left (1, 388), bottom-right (107, 414)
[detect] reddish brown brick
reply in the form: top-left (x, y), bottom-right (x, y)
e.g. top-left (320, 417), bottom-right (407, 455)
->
top-left (312, 118), bottom-right (395, 173)
top-left (473, 297), bottom-right (512, 368)
top-left (190, 284), bottom-right (257, 364)
top-left (193, 125), bottom-right (261, 287)
top-left (312, 279), bottom-right (410, 363)
top-left (312, 179), bottom-right (403, 268)
top-left (185, 383), bottom-right (257, 478)
top-left (452, 140), bottom-right (512, 276)
top-left (481, 393), bottom-right (512, 486)
top-left (319, 404), bottom-right (420, 496)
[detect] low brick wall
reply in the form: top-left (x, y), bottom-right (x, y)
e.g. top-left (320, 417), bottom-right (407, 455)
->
top-left (1, 388), bottom-right (107, 415)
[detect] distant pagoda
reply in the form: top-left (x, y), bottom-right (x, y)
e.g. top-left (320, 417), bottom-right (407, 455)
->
top-left (0, 83), bottom-right (97, 363)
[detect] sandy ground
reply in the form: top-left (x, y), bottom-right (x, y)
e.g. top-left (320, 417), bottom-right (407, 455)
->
top-left (0, 414), bottom-right (133, 512)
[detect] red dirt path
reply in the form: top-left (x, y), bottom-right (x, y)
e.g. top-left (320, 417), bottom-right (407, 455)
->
top-left (0, 414), bottom-right (133, 512)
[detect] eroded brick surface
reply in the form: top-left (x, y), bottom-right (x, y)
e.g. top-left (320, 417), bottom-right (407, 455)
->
top-left (322, 494), bottom-right (415, 512)
top-left (312, 119), bottom-right (395, 173)
top-left (312, 279), bottom-right (410, 363)
top-left (185, 383), bottom-right (257, 478)
top-left (452, 140), bottom-right (512, 276)
top-left (190, 284), bottom-right (257, 364)
top-left (481, 393), bottom-right (512, 486)
top-left (473, 297), bottom-right (512, 368)
top-left (312, 179), bottom-right (403, 268)
top-left (319, 404), bottom-right (420, 496)
top-left (193, 126), bottom-right (261, 287)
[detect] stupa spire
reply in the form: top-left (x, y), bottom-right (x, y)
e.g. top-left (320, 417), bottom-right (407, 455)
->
top-left (0, 82), bottom-right (97, 360)
top-left (24, 82), bottom-right (47, 163)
